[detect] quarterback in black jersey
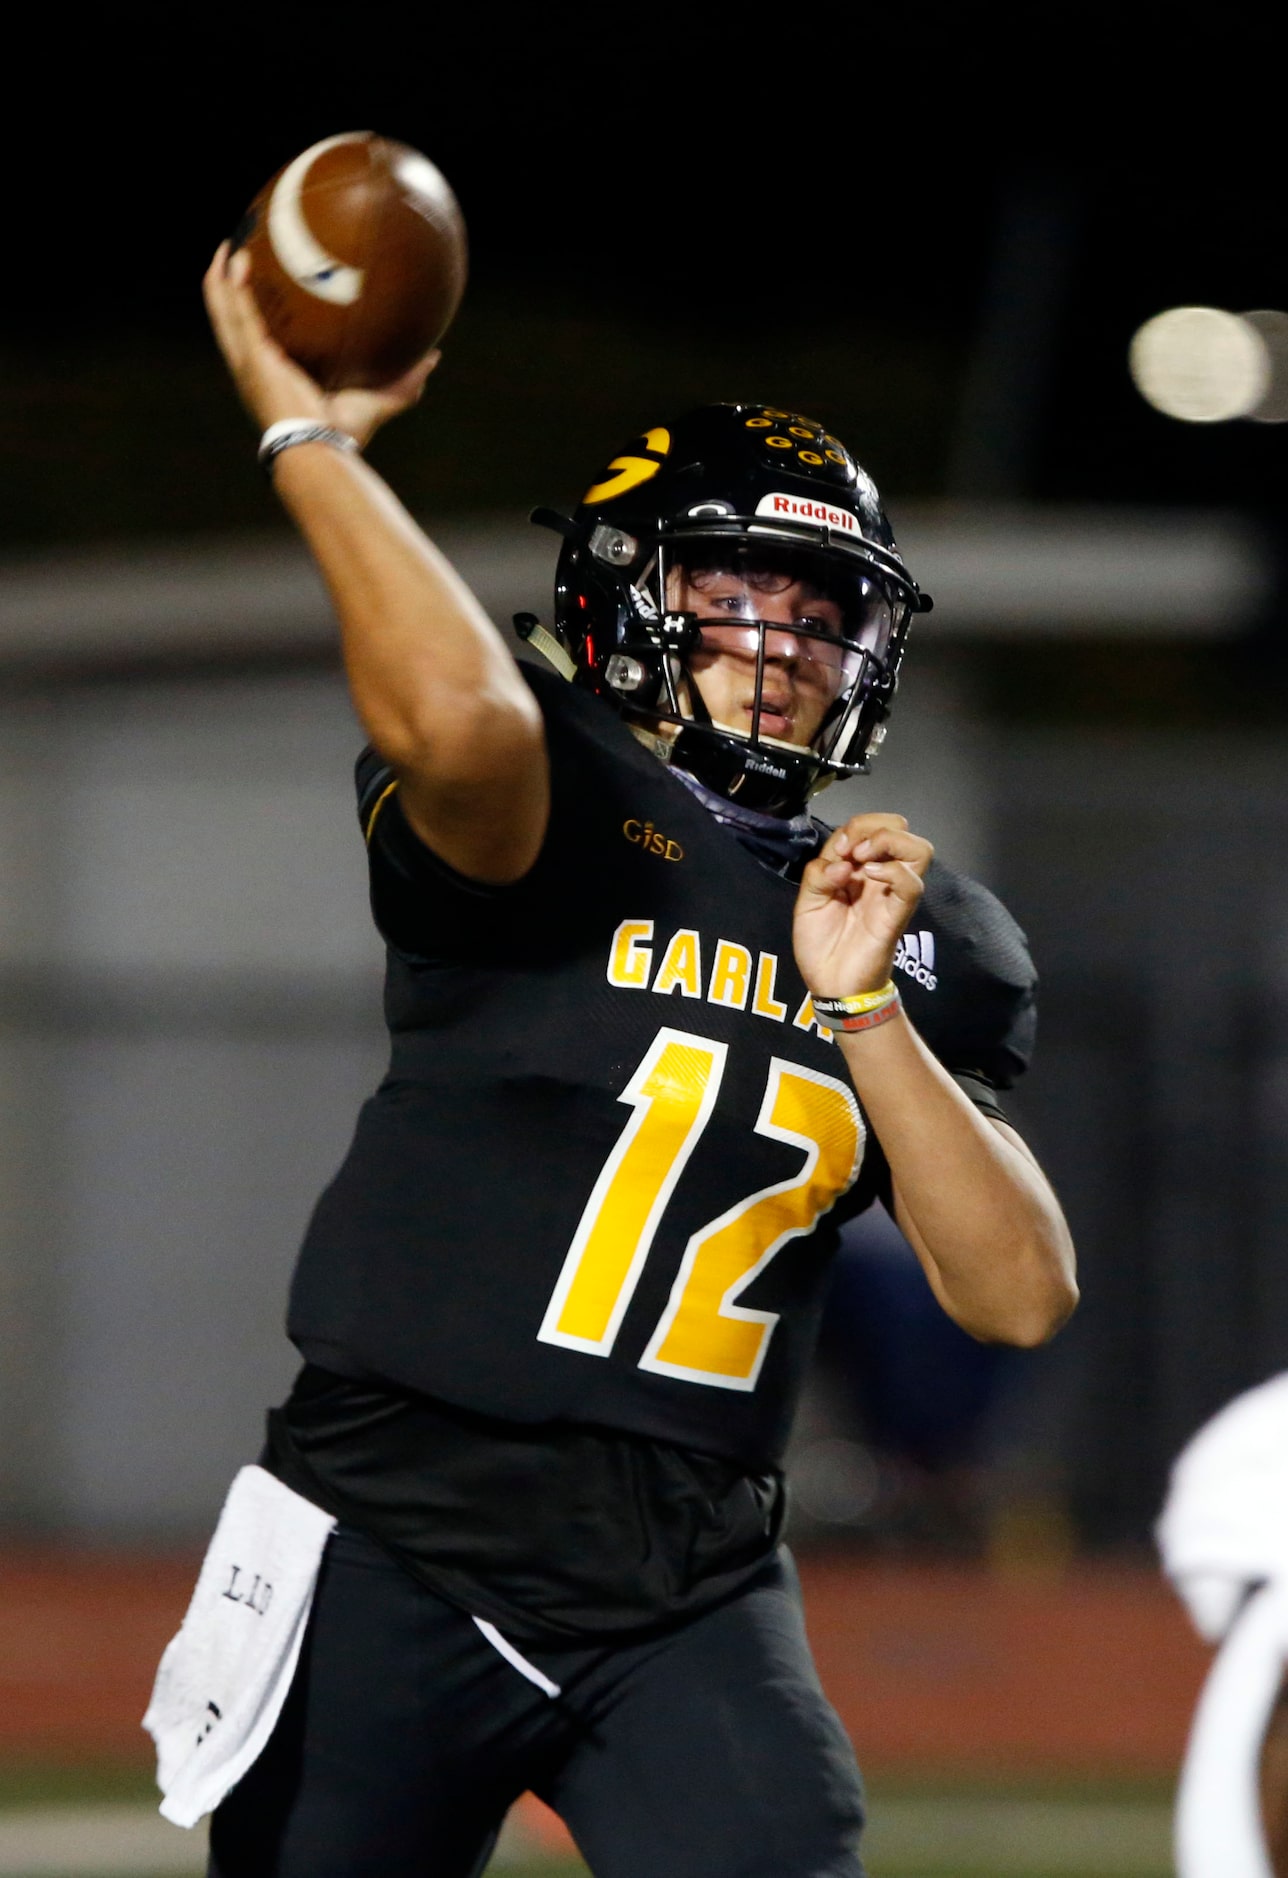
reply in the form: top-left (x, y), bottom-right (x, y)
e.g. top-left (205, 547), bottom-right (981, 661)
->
top-left (192, 247), bottom-right (1078, 1878)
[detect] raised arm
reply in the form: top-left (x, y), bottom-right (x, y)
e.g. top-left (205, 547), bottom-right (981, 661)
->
top-left (793, 815), bottom-right (1078, 1348)
top-left (202, 243), bottom-right (548, 885)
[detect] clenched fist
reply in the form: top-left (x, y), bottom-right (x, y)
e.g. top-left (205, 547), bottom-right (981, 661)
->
top-left (793, 814), bottom-right (933, 1002)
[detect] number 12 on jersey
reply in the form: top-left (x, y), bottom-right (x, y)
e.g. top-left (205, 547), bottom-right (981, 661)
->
top-left (537, 1026), bottom-right (865, 1391)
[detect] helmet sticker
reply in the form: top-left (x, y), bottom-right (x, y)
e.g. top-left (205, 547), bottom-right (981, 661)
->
top-left (741, 408), bottom-right (852, 476)
top-left (583, 426), bottom-right (672, 505)
top-left (753, 492), bottom-right (861, 535)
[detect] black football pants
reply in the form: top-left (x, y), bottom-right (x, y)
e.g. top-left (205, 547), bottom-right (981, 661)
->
top-left (207, 1525), bottom-right (866, 1878)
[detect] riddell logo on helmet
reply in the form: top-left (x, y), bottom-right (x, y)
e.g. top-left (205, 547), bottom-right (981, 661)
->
top-left (744, 753), bottom-right (788, 780)
top-left (755, 493), bottom-right (860, 534)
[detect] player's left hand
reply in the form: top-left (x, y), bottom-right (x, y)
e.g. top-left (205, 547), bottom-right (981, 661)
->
top-left (793, 814), bottom-right (933, 1000)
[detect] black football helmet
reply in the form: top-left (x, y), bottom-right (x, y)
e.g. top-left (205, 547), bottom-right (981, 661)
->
top-left (525, 402), bottom-right (931, 816)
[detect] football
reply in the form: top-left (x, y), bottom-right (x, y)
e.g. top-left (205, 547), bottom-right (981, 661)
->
top-left (234, 131), bottom-right (467, 391)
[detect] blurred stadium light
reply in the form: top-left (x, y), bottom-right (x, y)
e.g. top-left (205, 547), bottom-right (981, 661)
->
top-left (1129, 305), bottom-right (1288, 424)
top-left (1129, 307), bottom-right (1269, 422)
top-left (1244, 309), bottom-right (1288, 423)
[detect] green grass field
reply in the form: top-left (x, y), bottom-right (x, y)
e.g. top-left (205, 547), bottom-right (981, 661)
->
top-left (0, 1764), bottom-right (1178, 1877)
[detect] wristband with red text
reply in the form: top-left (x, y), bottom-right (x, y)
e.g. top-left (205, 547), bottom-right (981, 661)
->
top-left (811, 982), bottom-right (902, 1034)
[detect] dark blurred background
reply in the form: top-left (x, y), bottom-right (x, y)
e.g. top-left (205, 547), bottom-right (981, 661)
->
top-left (0, 5), bottom-right (1285, 1573)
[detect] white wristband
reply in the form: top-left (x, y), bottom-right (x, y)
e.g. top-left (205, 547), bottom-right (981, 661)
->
top-left (257, 420), bottom-right (360, 473)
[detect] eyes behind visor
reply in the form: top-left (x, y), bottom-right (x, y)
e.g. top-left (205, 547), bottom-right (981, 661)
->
top-left (694, 621), bottom-right (857, 683)
top-left (666, 560), bottom-right (895, 660)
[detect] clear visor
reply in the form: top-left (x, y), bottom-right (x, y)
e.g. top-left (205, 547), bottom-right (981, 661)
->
top-left (652, 543), bottom-right (898, 758)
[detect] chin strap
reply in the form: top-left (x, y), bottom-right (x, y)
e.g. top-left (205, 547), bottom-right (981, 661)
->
top-left (513, 614), bottom-right (577, 682)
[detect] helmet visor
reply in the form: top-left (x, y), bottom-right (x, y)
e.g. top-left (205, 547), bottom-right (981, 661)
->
top-left (660, 543), bottom-right (897, 757)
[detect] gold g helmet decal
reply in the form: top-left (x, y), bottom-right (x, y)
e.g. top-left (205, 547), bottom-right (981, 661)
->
top-left (743, 407), bottom-right (853, 478)
top-left (583, 427), bottom-right (672, 505)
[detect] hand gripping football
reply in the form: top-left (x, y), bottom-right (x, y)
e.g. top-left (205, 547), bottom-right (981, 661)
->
top-left (235, 131), bottom-right (467, 391)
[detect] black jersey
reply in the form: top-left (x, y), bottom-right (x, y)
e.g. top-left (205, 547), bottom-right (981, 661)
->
top-left (287, 663), bottom-right (1035, 1473)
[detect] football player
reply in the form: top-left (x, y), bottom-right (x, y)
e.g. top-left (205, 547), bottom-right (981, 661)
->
top-left (192, 244), bottom-right (1078, 1878)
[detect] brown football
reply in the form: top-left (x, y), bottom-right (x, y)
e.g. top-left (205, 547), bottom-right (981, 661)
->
top-left (234, 131), bottom-right (467, 391)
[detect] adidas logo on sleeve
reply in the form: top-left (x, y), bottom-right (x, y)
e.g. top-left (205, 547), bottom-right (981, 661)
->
top-left (895, 930), bottom-right (938, 991)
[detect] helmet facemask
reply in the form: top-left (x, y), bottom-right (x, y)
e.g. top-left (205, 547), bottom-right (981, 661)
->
top-left (603, 537), bottom-right (910, 814)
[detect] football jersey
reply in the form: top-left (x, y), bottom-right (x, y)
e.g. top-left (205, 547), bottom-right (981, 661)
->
top-left (287, 662), bottom-right (1035, 1471)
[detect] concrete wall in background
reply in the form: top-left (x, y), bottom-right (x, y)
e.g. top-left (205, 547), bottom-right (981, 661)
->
top-left (993, 730), bottom-right (1288, 1544)
top-left (0, 676), bottom-right (387, 1534)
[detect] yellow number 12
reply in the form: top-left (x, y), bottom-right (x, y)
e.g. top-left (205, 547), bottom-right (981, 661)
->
top-left (537, 1027), bottom-right (864, 1391)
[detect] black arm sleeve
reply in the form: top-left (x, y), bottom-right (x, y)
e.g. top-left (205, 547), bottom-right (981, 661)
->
top-left (950, 1069), bottom-right (1010, 1124)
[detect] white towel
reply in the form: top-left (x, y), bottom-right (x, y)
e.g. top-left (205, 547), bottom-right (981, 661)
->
top-left (143, 1464), bottom-right (336, 1829)
top-left (1157, 1372), bottom-right (1288, 1640)
top-left (1157, 1373), bottom-right (1288, 1878)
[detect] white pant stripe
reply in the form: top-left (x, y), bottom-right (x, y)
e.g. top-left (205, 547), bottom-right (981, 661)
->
top-left (472, 1617), bottom-right (562, 1697)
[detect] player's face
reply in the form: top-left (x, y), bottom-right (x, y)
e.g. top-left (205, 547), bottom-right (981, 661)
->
top-left (672, 562), bottom-right (849, 748)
